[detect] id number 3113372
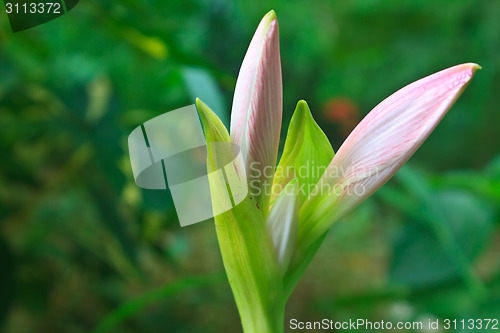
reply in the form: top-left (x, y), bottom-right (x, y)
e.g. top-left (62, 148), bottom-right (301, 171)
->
top-left (5, 2), bottom-right (62, 14)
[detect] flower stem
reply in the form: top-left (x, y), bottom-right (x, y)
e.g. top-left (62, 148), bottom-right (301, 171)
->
top-left (213, 200), bottom-right (285, 333)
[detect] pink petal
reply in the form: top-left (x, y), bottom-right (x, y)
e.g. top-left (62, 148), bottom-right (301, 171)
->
top-left (230, 11), bottom-right (282, 214)
top-left (299, 63), bottom-right (480, 247)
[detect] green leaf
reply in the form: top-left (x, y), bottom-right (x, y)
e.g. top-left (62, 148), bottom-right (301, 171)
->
top-left (272, 100), bottom-right (334, 205)
top-left (271, 100), bottom-right (334, 298)
top-left (196, 98), bottom-right (229, 144)
top-left (196, 98), bottom-right (285, 333)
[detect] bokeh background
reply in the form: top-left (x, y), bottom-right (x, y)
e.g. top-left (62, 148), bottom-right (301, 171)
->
top-left (1, 0), bottom-right (499, 332)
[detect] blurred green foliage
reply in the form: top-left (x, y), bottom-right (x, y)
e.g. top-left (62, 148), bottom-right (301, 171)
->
top-left (0, 0), bottom-right (499, 332)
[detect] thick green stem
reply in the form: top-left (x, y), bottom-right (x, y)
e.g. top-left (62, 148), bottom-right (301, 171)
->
top-left (214, 200), bottom-right (285, 333)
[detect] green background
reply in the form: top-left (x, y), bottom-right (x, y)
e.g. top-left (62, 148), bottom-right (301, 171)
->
top-left (0, 0), bottom-right (499, 332)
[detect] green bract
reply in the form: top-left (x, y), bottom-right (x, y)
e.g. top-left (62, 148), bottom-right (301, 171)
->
top-left (196, 99), bottom-right (284, 333)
